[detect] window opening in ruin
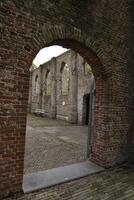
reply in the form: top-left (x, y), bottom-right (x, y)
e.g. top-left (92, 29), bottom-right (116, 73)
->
top-left (46, 70), bottom-right (52, 95)
top-left (35, 75), bottom-right (39, 94)
top-left (61, 62), bottom-right (70, 95)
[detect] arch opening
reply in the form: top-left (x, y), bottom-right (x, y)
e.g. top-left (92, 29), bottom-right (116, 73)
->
top-left (1, 2), bottom-right (131, 199)
top-left (24, 41), bottom-right (98, 177)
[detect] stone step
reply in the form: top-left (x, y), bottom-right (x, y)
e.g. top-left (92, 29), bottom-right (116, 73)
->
top-left (23, 161), bottom-right (104, 193)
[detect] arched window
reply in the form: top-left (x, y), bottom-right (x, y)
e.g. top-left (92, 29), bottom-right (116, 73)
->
top-left (35, 75), bottom-right (39, 94)
top-left (46, 70), bottom-right (51, 95)
top-left (60, 62), bottom-right (70, 95)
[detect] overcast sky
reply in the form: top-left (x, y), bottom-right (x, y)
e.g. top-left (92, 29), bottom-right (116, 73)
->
top-left (33, 46), bottom-right (68, 67)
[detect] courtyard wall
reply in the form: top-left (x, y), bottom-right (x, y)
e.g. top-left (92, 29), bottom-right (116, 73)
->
top-left (29, 50), bottom-right (92, 124)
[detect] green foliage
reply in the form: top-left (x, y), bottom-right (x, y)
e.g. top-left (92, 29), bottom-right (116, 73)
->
top-left (85, 62), bottom-right (92, 75)
top-left (31, 63), bottom-right (37, 70)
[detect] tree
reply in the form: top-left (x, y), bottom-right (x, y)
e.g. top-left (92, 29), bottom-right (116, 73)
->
top-left (31, 62), bottom-right (37, 71)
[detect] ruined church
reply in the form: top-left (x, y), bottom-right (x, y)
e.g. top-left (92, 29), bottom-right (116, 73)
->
top-left (28, 50), bottom-right (93, 125)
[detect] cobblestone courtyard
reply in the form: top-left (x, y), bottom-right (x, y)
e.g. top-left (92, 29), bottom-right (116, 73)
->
top-left (24, 114), bottom-right (88, 174)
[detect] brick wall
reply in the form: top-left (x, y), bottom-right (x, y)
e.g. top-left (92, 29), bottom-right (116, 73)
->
top-left (30, 67), bottom-right (41, 112)
top-left (29, 50), bottom-right (90, 123)
top-left (0, 0), bottom-right (134, 198)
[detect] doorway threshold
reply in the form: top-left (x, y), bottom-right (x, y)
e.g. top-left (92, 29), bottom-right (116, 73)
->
top-left (23, 161), bottom-right (104, 193)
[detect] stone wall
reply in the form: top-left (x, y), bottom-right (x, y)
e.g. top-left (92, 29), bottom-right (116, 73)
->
top-left (29, 50), bottom-right (91, 124)
top-left (30, 67), bottom-right (41, 111)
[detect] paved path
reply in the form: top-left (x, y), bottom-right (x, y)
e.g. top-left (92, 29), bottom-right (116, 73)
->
top-left (5, 115), bottom-right (134, 200)
top-left (23, 161), bottom-right (104, 193)
top-left (6, 164), bottom-right (134, 200)
top-left (24, 114), bottom-right (88, 174)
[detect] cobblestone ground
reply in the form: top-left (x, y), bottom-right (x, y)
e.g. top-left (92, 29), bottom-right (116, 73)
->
top-left (24, 114), bottom-right (88, 174)
top-left (6, 164), bottom-right (134, 200)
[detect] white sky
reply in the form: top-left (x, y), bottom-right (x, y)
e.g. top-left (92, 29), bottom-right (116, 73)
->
top-left (33, 45), bottom-right (68, 67)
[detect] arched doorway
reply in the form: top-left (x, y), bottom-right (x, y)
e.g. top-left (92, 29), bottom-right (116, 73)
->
top-left (25, 45), bottom-right (95, 173)
top-left (23, 43), bottom-right (103, 193)
top-left (83, 93), bottom-right (90, 125)
top-left (1, 35), bottom-right (130, 199)
top-left (1, 33), bottom-right (106, 199)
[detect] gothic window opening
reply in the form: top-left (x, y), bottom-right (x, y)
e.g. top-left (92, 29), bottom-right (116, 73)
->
top-left (35, 75), bottom-right (39, 94)
top-left (46, 70), bottom-right (52, 95)
top-left (61, 62), bottom-right (70, 95)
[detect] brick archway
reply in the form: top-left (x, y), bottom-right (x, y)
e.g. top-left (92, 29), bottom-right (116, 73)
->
top-left (0, 36), bottom-right (119, 198)
top-left (1, 1), bottom-right (133, 199)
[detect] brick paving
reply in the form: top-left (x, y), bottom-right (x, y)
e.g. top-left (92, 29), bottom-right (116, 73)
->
top-left (3, 115), bottom-right (134, 200)
top-left (24, 114), bottom-right (88, 174)
top-left (5, 164), bottom-right (134, 200)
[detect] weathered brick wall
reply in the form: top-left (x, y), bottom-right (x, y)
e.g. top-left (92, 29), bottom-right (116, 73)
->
top-left (0, 0), bottom-right (134, 198)
top-left (29, 51), bottom-right (72, 119)
top-left (30, 67), bottom-right (41, 112)
top-left (42, 96), bottom-right (51, 113)
top-left (76, 53), bottom-right (92, 125)
top-left (41, 61), bottom-right (53, 115)
top-left (55, 51), bottom-right (72, 120)
top-left (29, 50), bottom-right (90, 123)
top-left (127, 1), bottom-right (134, 163)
